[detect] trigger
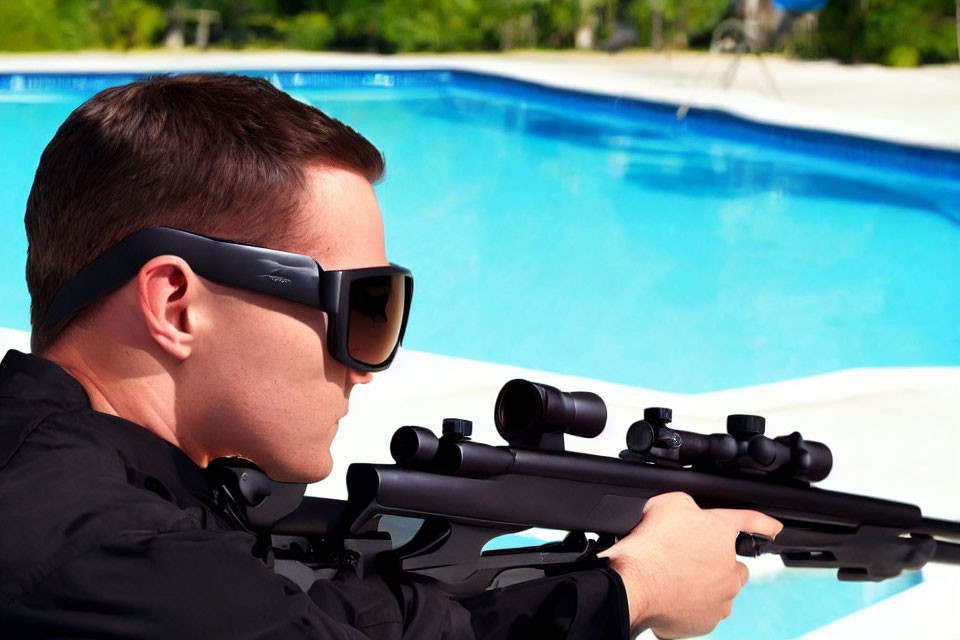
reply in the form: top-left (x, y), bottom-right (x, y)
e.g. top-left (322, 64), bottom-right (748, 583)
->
top-left (736, 532), bottom-right (774, 557)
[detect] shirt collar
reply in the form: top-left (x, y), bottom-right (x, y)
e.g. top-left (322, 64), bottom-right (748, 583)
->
top-left (0, 349), bottom-right (214, 505)
top-left (0, 349), bottom-right (89, 409)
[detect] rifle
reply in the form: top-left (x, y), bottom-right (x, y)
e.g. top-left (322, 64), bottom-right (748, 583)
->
top-left (207, 379), bottom-right (960, 597)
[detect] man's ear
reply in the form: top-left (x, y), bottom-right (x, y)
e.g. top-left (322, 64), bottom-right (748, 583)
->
top-left (136, 256), bottom-right (200, 361)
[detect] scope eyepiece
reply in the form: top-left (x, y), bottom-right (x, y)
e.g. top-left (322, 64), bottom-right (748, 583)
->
top-left (390, 426), bottom-right (440, 466)
top-left (494, 379), bottom-right (606, 447)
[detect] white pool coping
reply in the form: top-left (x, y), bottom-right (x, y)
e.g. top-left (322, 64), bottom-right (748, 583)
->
top-left (1, 50), bottom-right (959, 152)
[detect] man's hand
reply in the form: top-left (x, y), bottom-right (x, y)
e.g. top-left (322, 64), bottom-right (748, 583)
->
top-left (598, 492), bottom-right (783, 639)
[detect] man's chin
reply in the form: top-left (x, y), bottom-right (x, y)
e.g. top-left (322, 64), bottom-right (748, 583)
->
top-left (301, 466), bottom-right (333, 484)
top-left (256, 452), bottom-right (332, 484)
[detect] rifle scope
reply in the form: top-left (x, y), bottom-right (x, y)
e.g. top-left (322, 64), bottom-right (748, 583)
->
top-left (495, 379), bottom-right (606, 446)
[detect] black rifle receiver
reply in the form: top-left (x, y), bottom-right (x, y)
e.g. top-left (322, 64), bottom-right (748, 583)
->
top-left (209, 379), bottom-right (960, 597)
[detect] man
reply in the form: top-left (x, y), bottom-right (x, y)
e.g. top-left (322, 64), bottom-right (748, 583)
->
top-left (0, 73), bottom-right (781, 638)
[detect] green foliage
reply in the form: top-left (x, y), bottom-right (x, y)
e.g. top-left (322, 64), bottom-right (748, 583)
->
top-left (0, 0), bottom-right (956, 64)
top-left (322, 0), bottom-right (528, 52)
top-left (288, 11), bottom-right (334, 49)
top-left (807, 0), bottom-right (957, 65)
top-left (94, 0), bottom-right (167, 49)
top-left (532, 0), bottom-right (581, 48)
top-left (0, 0), bottom-right (166, 51)
top-left (627, 0), bottom-right (728, 48)
top-left (0, 0), bottom-right (95, 51)
top-left (233, 12), bottom-right (291, 46)
top-left (376, 0), bottom-right (484, 52)
top-left (885, 44), bottom-right (919, 67)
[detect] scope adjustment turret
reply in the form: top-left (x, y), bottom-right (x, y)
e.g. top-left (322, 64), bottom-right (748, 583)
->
top-left (727, 414), bottom-right (766, 440)
top-left (442, 418), bottom-right (473, 440)
top-left (644, 407), bottom-right (673, 424)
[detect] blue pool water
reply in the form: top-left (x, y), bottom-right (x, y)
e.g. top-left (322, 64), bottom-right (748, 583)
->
top-left (1, 71), bottom-right (959, 395)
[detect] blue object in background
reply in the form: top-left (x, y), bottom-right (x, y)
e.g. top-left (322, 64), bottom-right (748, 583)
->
top-left (774, 0), bottom-right (828, 11)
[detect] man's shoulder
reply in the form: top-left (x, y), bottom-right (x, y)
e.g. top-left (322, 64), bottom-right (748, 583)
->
top-left (0, 399), bottom-right (208, 602)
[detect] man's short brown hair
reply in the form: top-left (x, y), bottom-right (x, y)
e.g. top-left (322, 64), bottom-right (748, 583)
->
top-left (25, 73), bottom-right (385, 354)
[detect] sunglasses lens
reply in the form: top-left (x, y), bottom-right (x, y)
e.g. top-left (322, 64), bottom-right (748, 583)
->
top-left (347, 274), bottom-right (408, 367)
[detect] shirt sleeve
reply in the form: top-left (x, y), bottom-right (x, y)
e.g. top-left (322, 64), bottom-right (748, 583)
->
top-left (4, 527), bottom-right (627, 640)
top-left (310, 565), bottom-right (629, 640)
top-left (4, 528), bottom-right (459, 639)
top-left (460, 567), bottom-right (631, 640)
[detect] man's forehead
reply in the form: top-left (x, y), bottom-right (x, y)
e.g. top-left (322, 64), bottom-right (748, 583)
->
top-left (291, 165), bottom-right (387, 271)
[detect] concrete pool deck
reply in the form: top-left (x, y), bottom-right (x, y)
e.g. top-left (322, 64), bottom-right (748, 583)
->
top-left (1, 51), bottom-right (958, 637)
top-left (2, 49), bottom-right (959, 152)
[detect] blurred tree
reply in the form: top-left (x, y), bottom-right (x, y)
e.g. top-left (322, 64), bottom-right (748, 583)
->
top-left (317, 0), bottom-right (385, 50)
top-left (0, 0), bottom-right (96, 50)
top-left (531, 0), bottom-right (580, 47)
top-left (479, 0), bottom-right (537, 50)
top-left (289, 10), bottom-right (335, 48)
top-left (378, 0), bottom-right (484, 52)
top-left (93, 0), bottom-right (167, 49)
top-left (626, 0), bottom-right (727, 48)
top-left (648, 0), bottom-right (664, 49)
top-left (806, 0), bottom-right (957, 65)
top-left (0, 0), bottom-right (167, 50)
top-left (0, 0), bottom-right (954, 63)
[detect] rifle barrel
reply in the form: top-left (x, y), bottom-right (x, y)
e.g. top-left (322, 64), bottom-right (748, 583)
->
top-left (933, 541), bottom-right (960, 565)
top-left (915, 517), bottom-right (960, 541)
top-left (505, 448), bottom-right (923, 529)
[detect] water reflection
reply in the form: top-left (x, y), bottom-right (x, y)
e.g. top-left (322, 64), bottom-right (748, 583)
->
top-left (406, 92), bottom-right (960, 225)
top-left (621, 152), bottom-right (959, 223)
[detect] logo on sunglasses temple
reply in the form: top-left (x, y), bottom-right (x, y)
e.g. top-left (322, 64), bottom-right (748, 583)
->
top-left (262, 274), bottom-right (293, 285)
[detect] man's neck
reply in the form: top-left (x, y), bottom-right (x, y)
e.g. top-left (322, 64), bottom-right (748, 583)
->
top-left (42, 338), bottom-right (186, 455)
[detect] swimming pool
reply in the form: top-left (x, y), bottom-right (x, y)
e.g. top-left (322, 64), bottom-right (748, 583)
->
top-left (1, 70), bottom-right (958, 394)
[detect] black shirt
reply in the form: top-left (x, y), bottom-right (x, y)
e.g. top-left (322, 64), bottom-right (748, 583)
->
top-left (0, 350), bottom-right (629, 638)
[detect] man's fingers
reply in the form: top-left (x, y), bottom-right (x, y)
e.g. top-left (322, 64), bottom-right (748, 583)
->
top-left (643, 491), bottom-right (696, 514)
top-left (711, 508), bottom-right (784, 538)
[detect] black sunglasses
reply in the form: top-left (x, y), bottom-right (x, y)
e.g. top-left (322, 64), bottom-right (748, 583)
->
top-left (43, 227), bottom-right (413, 372)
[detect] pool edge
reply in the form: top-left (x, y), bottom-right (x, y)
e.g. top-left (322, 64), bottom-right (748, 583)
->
top-left (0, 52), bottom-right (957, 155)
